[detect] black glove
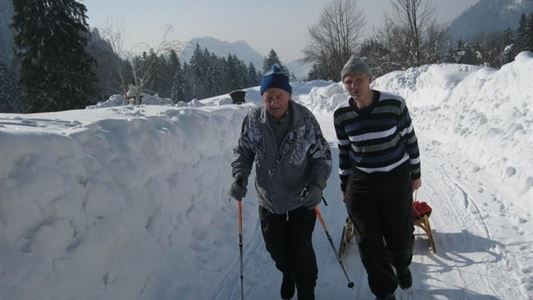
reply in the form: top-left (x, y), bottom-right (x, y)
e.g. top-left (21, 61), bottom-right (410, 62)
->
top-left (230, 176), bottom-right (248, 200)
top-left (300, 184), bottom-right (323, 209)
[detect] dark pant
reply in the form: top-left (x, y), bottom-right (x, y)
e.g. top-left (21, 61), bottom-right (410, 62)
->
top-left (259, 205), bottom-right (318, 300)
top-left (345, 163), bottom-right (414, 297)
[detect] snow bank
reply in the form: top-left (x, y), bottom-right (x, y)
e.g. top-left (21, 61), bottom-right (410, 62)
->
top-left (0, 79), bottom-right (337, 299)
top-left (0, 105), bottom-right (251, 299)
top-left (87, 93), bottom-right (174, 109)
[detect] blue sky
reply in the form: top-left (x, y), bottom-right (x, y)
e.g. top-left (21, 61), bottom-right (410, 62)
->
top-left (85, 0), bottom-right (479, 61)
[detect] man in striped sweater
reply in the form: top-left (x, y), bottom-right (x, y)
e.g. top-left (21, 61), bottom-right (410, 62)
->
top-left (333, 56), bottom-right (421, 300)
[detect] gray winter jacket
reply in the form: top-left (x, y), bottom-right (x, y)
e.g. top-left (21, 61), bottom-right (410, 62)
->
top-left (231, 101), bottom-right (332, 214)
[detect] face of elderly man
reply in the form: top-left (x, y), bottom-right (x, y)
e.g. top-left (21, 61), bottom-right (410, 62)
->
top-left (262, 88), bottom-right (291, 120)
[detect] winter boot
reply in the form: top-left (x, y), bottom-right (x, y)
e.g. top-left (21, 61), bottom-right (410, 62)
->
top-left (295, 281), bottom-right (315, 300)
top-left (376, 293), bottom-right (396, 300)
top-left (397, 266), bottom-right (412, 289)
top-left (281, 273), bottom-right (295, 299)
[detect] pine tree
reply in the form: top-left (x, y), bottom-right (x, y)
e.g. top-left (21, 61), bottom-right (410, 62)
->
top-left (237, 59), bottom-right (249, 88)
top-left (515, 14), bottom-right (529, 53)
top-left (0, 59), bottom-right (23, 112)
top-left (226, 54), bottom-right (247, 92)
top-left (503, 27), bottom-right (514, 46)
top-left (525, 13), bottom-right (533, 51)
top-left (189, 44), bottom-right (209, 99)
top-left (514, 13), bottom-right (533, 53)
top-left (12, 0), bottom-right (97, 112)
top-left (208, 51), bottom-right (224, 96)
top-left (247, 62), bottom-right (259, 86)
top-left (141, 49), bottom-right (160, 94)
top-left (263, 49), bottom-right (289, 74)
top-left (180, 62), bottom-right (193, 101)
top-left (154, 53), bottom-right (167, 96)
top-left (170, 57), bottom-right (187, 102)
top-left (164, 49), bottom-right (180, 99)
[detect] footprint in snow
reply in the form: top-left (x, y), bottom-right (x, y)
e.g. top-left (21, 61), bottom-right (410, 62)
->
top-left (505, 167), bottom-right (516, 177)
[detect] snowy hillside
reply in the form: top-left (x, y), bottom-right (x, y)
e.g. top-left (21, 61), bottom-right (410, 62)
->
top-left (1, 52), bottom-right (532, 299)
top-left (447, 0), bottom-right (533, 41)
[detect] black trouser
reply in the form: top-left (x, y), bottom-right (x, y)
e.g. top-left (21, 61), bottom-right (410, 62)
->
top-left (259, 205), bottom-right (318, 300)
top-left (345, 163), bottom-right (414, 298)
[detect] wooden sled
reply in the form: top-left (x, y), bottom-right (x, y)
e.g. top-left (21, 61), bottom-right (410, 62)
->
top-left (338, 198), bottom-right (437, 257)
top-left (413, 200), bottom-right (436, 253)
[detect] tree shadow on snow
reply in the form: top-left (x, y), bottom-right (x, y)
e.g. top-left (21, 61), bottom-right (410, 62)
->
top-left (408, 229), bottom-right (507, 299)
top-left (413, 229), bottom-right (504, 268)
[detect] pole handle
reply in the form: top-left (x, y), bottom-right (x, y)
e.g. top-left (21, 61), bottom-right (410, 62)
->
top-left (237, 200), bottom-right (243, 234)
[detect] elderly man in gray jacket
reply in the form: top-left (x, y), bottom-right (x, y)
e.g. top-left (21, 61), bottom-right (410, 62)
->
top-left (230, 64), bottom-right (331, 300)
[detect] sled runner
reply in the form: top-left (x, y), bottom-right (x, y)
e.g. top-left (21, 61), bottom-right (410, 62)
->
top-left (412, 200), bottom-right (436, 253)
top-left (338, 217), bottom-right (355, 258)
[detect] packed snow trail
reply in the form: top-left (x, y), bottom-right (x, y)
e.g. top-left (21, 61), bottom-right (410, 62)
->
top-left (211, 114), bottom-right (530, 300)
top-left (1, 54), bottom-right (531, 299)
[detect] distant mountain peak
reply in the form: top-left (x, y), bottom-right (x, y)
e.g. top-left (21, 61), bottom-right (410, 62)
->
top-left (447, 0), bottom-right (533, 41)
top-left (178, 36), bottom-right (310, 79)
top-left (179, 36), bottom-right (264, 69)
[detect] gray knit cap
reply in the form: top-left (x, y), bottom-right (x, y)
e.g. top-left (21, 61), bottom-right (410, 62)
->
top-left (340, 55), bottom-right (372, 80)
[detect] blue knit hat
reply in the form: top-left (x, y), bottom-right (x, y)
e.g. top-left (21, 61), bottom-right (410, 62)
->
top-left (260, 64), bottom-right (292, 95)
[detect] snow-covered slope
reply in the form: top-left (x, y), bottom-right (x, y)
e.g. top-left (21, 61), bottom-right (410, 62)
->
top-left (1, 52), bottom-right (532, 299)
top-left (447, 0), bottom-right (533, 41)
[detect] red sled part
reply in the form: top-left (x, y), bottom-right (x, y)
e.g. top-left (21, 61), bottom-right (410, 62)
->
top-left (413, 201), bottom-right (432, 219)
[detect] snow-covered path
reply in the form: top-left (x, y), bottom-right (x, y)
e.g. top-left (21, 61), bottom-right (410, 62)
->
top-left (208, 113), bottom-right (532, 299)
top-left (1, 54), bottom-right (532, 299)
top-left (409, 133), bottom-right (532, 300)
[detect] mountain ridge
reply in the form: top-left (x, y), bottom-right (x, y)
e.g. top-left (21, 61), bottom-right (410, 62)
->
top-left (447, 0), bottom-right (533, 41)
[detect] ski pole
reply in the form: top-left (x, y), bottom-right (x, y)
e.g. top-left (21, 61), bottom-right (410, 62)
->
top-left (237, 199), bottom-right (244, 300)
top-left (314, 207), bottom-right (355, 289)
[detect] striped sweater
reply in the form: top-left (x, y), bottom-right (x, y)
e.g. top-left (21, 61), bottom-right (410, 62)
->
top-left (333, 90), bottom-right (421, 192)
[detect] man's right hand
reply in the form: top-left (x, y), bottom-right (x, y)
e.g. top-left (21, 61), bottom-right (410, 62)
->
top-left (230, 176), bottom-right (248, 200)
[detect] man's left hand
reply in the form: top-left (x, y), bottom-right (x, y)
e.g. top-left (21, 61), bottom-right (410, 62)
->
top-left (301, 184), bottom-right (323, 209)
top-left (412, 178), bottom-right (422, 191)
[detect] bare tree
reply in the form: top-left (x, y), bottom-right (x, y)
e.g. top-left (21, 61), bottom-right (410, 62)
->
top-left (382, 0), bottom-right (444, 67)
top-left (100, 22), bottom-right (180, 104)
top-left (303, 0), bottom-right (366, 81)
